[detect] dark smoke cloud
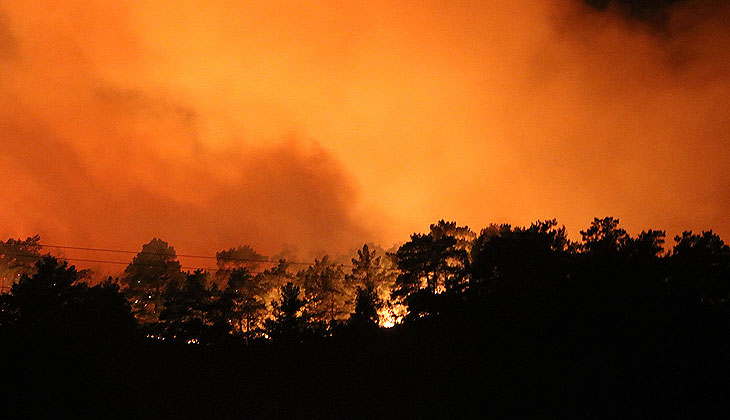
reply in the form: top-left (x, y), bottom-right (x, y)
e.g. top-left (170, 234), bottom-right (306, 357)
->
top-left (0, 99), bottom-right (371, 258)
top-left (0, 1), bottom-right (376, 264)
top-left (582, 0), bottom-right (727, 28)
top-left (584, 0), bottom-right (683, 17)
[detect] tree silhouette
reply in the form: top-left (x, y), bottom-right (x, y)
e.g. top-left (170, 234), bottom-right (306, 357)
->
top-left (158, 269), bottom-right (229, 343)
top-left (10, 255), bottom-right (77, 311)
top-left (265, 282), bottom-right (309, 343)
top-left (347, 244), bottom-right (398, 326)
top-left (160, 270), bottom-right (208, 323)
top-left (669, 230), bottom-right (730, 305)
top-left (121, 238), bottom-right (185, 323)
top-left (392, 221), bottom-right (472, 319)
top-left (624, 230), bottom-right (666, 260)
top-left (580, 217), bottom-right (629, 257)
top-left (348, 244), bottom-right (383, 289)
top-left (349, 285), bottom-right (383, 328)
top-left (298, 256), bottom-right (348, 326)
top-left (393, 224), bottom-right (469, 297)
top-left (0, 235), bottom-right (42, 294)
top-left (222, 267), bottom-right (267, 335)
top-left (1, 256), bottom-right (136, 345)
top-left (255, 259), bottom-right (295, 318)
top-left (214, 245), bottom-right (268, 287)
top-left (470, 219), bottom-right (573, 309)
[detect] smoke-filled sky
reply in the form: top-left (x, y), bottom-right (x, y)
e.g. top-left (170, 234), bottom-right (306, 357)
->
top-left (0, 0), bottom-right (728, 267)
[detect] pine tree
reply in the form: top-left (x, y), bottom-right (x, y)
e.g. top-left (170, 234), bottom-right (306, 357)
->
top-left (265, 282), bottom-right (308, 343)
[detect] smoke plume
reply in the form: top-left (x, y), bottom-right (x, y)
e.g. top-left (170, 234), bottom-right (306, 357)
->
top-left (0, 0), bottom-right (728, 269)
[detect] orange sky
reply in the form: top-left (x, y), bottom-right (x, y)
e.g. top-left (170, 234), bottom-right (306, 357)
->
top-left (0, 0), bottom-right (728, 270)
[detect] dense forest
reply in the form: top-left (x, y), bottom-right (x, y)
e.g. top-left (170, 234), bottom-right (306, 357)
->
top-left (2, 217), bottom-right (730, 418)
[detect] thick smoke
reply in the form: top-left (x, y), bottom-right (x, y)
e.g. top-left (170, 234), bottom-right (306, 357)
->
top-left (583, 0), bottom-right (685, 24)
top-left (0, 1), bottom-right (374, 263)
top-left (0, 0), bottom-right (728, 268)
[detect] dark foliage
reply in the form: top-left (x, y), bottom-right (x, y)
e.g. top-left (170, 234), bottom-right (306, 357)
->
top-left (392, 220), bottom-right (472, 320)
top-left (156, 269), bottom-right (230, 344)
top-left (349, 284), bottom-right (382, 328)
top-left (121, 238), bottom-right (185, 322)
top-left (4, 217), bottom-right (730, 418)
top-left (0, 256), bottom-right (137, 347)
top-left (265, 281), bottom-right (313, 343)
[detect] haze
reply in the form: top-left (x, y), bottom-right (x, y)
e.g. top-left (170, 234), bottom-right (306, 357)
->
top-left (1, 0), bottom-right (728, 266)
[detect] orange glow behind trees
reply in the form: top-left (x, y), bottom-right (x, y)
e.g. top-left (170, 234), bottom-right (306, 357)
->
top-left (0, 1), bottom-right (728, 265)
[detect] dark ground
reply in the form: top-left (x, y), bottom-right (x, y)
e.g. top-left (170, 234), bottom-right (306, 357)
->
top-left (5, 307), bottom-right (730, 420)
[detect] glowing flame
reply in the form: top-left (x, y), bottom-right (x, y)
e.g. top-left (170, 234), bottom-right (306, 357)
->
top-left (379, 309), bottom-right (396, 328)
top-left (378, 303), bottom-right (406, 328)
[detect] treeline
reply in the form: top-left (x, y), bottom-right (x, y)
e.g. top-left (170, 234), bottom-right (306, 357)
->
top-left (117, 238), bottom-right (399, 344)
top-left (0, 236), bottom-right (401, 345)
top-left (3, 217), bottom-right (730, 418)
top-left (2, 217), bottom-right (729, 347)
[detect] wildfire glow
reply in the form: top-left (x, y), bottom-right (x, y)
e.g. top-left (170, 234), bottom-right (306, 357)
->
top-left (378, 303), bottom-right (405, 328)
top-left (0, 1), bottom-right (729, 265)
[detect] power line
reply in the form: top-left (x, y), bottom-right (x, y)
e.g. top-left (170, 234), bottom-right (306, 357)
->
top-left (0, 243), bottom-right (400, 293)
top-left (37, 243), bottom-right (329, 267)
top-left (35, 243), bottom-right (400, 270)
top-left (0, 248), bottom-right (400, 272)
top-left (0, 251), bottom-right (219, 272)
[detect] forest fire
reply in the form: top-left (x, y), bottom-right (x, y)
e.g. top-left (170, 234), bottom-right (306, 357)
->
top-left (2, 1), bottom-right (730, 418)
top-left (378, 305), bottom-right (402, 328)
top-left (4, 216), bottom-right (730, 417)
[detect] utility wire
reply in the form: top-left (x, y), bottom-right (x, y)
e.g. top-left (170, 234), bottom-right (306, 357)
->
top-left (37, 243), bottom-right (345, 267)
top-left (36, 243), bottom-right (401, 270)
top-left (0, 251), bottom-right (219, 271)
top-left (0, 244), bottom-right (402, 293)
top-left (1, 247), bottom-right (400, 272)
